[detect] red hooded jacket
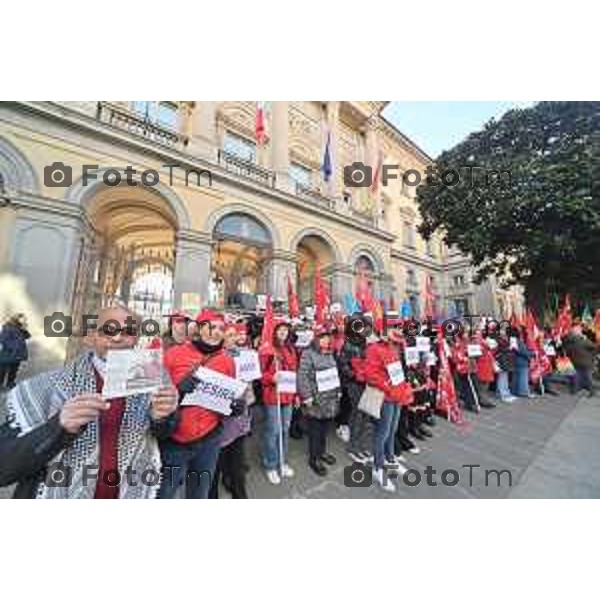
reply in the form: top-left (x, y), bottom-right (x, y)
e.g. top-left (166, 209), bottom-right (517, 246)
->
top-left (164, 340), bottom-right (236, 443)
top-left (363, 341), bottom-right (413, 405)
top-left (451, 340), bottom-right (470, 375)
top-left (260, 344), bottom-right (299, 406)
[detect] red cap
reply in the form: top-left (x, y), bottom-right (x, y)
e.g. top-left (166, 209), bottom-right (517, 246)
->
top-left (195, 309), bottom-right (225, 325)
top-left (234, 323), bottom-right (248, 334)
top-left (165, 310), bottom-right (190, 324)
top-left (313, 323), bottom-right (333, 337)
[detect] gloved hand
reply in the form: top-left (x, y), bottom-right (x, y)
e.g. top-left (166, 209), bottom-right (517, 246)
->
top-left (178, 375), bottom-right (200, 395)
top-left (230, 397), bottom-right (246, 417)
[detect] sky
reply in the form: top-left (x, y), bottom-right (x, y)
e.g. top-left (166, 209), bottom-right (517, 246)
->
top-left (383, 101), bottom-right (536, 158)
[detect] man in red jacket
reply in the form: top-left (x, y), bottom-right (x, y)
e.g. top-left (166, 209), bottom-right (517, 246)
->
top-left (259, 320), bottom-right (298, 485)
top-left (363, 320), bottom-right (413, 492)
top-left (160, 308), bottom-right (241, 499)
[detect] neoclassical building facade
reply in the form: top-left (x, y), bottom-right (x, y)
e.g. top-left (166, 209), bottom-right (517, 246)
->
top-left (0, 101), bottom-right (522, 360)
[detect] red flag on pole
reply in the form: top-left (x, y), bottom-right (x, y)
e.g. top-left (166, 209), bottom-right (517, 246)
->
top-left (314, 263), bottom-right (330, 325)
top-left (255, 102), bottom-right (267, 145)
top-left (287, 274), bottom-right (300, 319)
top-left (553, 294), bottom-right (572, 339)
top-left (259, 294), bottom-right (274, 355)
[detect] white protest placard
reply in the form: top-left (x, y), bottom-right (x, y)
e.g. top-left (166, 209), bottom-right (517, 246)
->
top-left (234, 349), bottom-right (262, 382)
top-left (485, 338), bottom-right (498, 350)
top-left (386, 361), bottom-right (405, 385)
top-left (180, 366), bottom-right (248, 415)
top-left (467, 344), bottom-right (483, 358)
top-left (316, 367), bottom-right (340, 392)
top-left (405, 347), bottom-right (420, 366)
top-left (295, 330), bottom-right (314, 348)
top-left (416, 336), bottom-right (431, 352)
top-left (509, 337), bottom-right (518, 350)
top-left (427, 352), bottom-right (438, 366)
top-left (103, 348), bottom-right (163, 399)
top-left (544, 344), bottom-right (556, 356)
top-left (276, 370), bottom-right (297, 394)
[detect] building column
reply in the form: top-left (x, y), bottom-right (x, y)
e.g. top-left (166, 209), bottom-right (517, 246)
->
top-left (271, 101), bottom-right (291, 192)
top-left (269, 249), bottom-right (297, 302)
top-left (190, 101), bottom-right (218, 161)
top-left (173, 229), bottom-right (213, 310)
top-left (325, 101), bottom-right (341, 204)
top-left (365, 119), bottom-right (382, 226)
top-left (0, 198), bottom-right (16, 270)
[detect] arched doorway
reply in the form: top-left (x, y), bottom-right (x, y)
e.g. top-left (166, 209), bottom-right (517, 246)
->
top-left (211, 212), bottom-right (273, 308)
top-left (296, 234), bottom-right (335, 306)
top-left (73, 185), bottom-right (178, 324)
top-left (354, 254), bottom-right (376, 298)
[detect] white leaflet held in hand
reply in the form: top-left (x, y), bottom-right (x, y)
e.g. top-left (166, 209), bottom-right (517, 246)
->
top-left (467, 344), bottom-right (483, 358)
top-left (102, 348), bottom-right (163, 399)
top-left (404, 347), bottom-right (420, 366)
top-left (316, 367), bottom-right (340, 392)
top-left (234, 349), bottom-right (262, 381)
top-left (181, 366), bottom-right (248, 415)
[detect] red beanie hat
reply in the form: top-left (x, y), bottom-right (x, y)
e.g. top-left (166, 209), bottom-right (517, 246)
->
top-left (195, 309), bottom-right (225, 325)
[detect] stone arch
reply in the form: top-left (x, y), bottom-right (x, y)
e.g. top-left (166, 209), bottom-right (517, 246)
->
top-left (205, 203), bottom-right (281, 249)
top-left (0, 134), bottom-right (40, 193)
top-left (289, 227), bottom-right (343, 264)
top-left (64, 167), bottom-right (191, 230)
top-left (348, 244), bottom-right (385, 274)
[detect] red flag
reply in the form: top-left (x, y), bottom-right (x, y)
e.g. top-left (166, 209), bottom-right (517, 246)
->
top-left (259, 294), bottom-right (274, 355)
top-left (255, 102), bottom-right (267, 145)
top-left (553, 294), bottom-right (573, 339)
top-left (370, 150), bottom-right (384, 195)
top-left (314, 263), bottom-right (330, 325)
top-left (435, 330), bottom-right (462, 424)
top-left (287, 274), bottom-right (300, 319)
top-left (593, 309), bottom-right (600, 343)
top-left (510, 311), bottom-right (521, 331)
top-left (355, 270), bottom-right (373, 312)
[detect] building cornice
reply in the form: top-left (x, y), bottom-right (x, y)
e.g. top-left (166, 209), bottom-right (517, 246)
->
top-left (391, 247), bottom-right (444, 272)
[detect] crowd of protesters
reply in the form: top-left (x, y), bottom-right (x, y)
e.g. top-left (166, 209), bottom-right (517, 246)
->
top-left (0, 301), bottom-right (597, 498)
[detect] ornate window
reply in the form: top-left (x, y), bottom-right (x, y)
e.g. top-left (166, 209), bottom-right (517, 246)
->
top-left (403, 221), bottom-right (415, 248)
top-left (289, 162), bottom-right (312, 187)
top-left (214, 212), bottom-right (272, 246)
top-left (223, 131), bottom-right (256, 162)
top-left (131, 101), bottom-right (178, 129)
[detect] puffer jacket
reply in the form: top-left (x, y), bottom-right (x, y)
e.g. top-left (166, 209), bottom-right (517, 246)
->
top-left (297, 343), bottom-right (341, 419)
top-left (260, 343), bottom-right (299, 406)
top-left (363, 340), bottom-right (413, 405)
top-left (0, 324), bottom-right (30, 363)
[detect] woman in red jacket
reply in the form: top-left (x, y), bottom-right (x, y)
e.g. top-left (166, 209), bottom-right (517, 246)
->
top-left (260, 321), bottom-right (298, 485)
top-left (363, 322), bottom-right (413, 492)
top-left (160, 309), bottom-right (241, 499)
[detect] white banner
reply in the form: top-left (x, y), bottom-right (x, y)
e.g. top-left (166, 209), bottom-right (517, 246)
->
top-left (276, 370), bottom-right (297, 394)
top-left (467, 344), bottom-right (483, 358)
top-left (544, 344), bottom-right (556, 356)
top-left (234, 349), bottom-right (262, 381)
top-left (416, 336), bottom-right (431, 352)
top-left (405, 347), bottom-right (420, 366)
top-left (509, 337), bottom-right (518, 350)
top-left (294, 330), bottom-right (314, 348)
top-left (316, 367), bottom-right (340, 392)
top-left (427, 352), bottom-right (438, 366)
top-left (386, 361), bottom-right (405, 385)
top-left (180, 366), bottom-right (248, 415)
top-left (102, 348), bottom-right (163, 399)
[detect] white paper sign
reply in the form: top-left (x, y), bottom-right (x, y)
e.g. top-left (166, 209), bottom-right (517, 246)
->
top-left (102, 348), bottom-right (163, 399)
top-left (485, 338), bottom-right (498, 350)
top-left (509, 337), bottom-right (518, 350)
top-left (405, 347), bottom-right (420, 366)
top-left (416, 336), bottom-right (431, 352)
top-left (316, 367), bottom-right (340, 392)
top-left (386, 361), bottom-right (405, 385)
top-left (276, 370), bottom-right (297, 394)
top-left (544, 344), bottom-right (556, 356)
top-left (180, 366), bottom-right (248, 415)
top-left (427, 352), bottom-right (438, 366)
top-left (295, 330), bottom-right (314, 348)
top-left (234, 349), bottom-right (262, 382)
top-left (467, 344), bottom-right (483, 358)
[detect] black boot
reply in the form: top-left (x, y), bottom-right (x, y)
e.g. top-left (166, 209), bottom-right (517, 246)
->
top-left (309, 458), bottom-right (327, 476)
top-left (320, 453), bottom-right (337, 466)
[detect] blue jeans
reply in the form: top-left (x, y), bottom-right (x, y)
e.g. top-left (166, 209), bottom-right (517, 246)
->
top-left (262, 404), bottom-right (292, 470)
top-left (158, 432), bottom-right (222, 499)
top-left (496, 371), bottom-right (512, 399)
top-left (512, 366), bottom-right (530, 397)
top-left (373, 401), bottom-right (401, 470)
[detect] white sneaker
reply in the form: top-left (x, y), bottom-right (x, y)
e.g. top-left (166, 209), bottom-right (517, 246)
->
top-left (395, 454), bottom-right (407, 463)
top-left (266, 470), bottom-right (281, 485)
top-left (336, 425), bottom-right (350, 443)
top-left (388, 462), bottom-right (409, 477)
top-left (281, 464), bottom-right (294, 478)
top-left (408, 445), bottom-right (420, 455)
top-left (373, 468), bottom-right (396, 493)
top-left (348, 450), bottom-right (368, 464)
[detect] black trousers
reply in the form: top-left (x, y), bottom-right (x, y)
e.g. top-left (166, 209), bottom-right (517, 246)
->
top-left (209, 435), bottom-right (248, 499)
top-left (0, 362), bottom-right (20, 388)
top-left (306, 417), bottom-right (329, 462)
top-left (335, 392), bottom-right (352, 427)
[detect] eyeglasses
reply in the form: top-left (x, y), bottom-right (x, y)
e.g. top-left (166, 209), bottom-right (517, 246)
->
top-left (97, 324), bottom-right (138, 338)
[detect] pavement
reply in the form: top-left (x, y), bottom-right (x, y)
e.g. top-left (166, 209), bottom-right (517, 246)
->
top-left (1, 384), bottom-right (599, 499)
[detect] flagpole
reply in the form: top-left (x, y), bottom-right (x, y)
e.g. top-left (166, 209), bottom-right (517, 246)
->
top-left (467, 373), bottom-right (480, 412)
top-left (275, 356), bottom-right (284, 478)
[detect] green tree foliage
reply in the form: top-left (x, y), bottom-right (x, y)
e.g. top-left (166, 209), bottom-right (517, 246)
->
top-left (416, 102), bottom-right (600, 313)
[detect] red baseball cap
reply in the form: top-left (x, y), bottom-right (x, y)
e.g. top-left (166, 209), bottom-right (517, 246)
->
top-left (195, 309), bottom-right (225, 325)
